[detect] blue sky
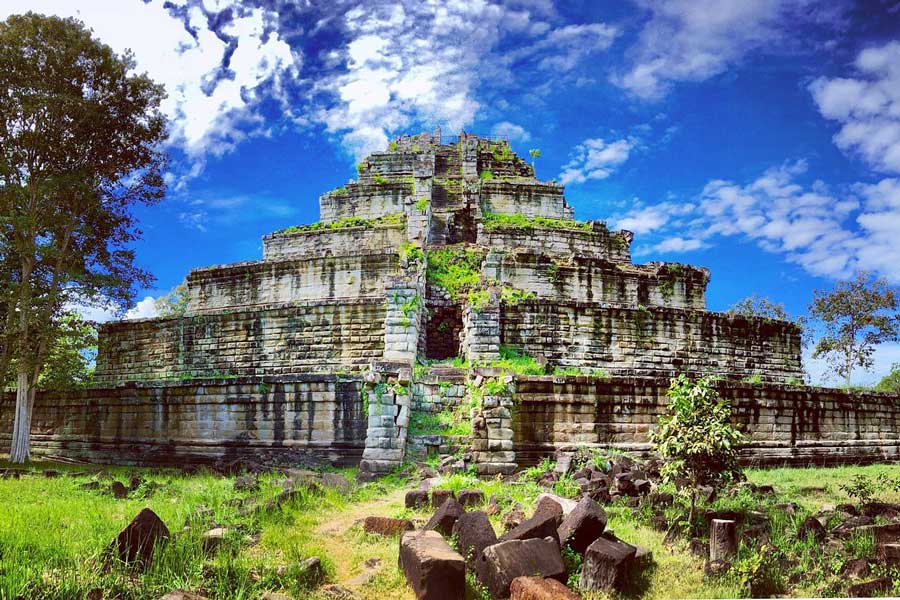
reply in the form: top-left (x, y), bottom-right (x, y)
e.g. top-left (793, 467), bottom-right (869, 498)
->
top-left (3, 0), bottom-right (900, 384)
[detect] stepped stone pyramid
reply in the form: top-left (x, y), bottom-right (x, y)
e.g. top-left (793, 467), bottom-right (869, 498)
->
top-left (96, 129), bottom-right (802, 387)
top-left (76, 129), bottom-right (816, 475)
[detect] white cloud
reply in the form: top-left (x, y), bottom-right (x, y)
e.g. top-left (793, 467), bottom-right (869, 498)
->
top-left (125, 297), bottom-right (160, 320)
top-left (809, 41), bottom-right (900, 174)
top-left (559, 138), bottom-right (633, 185)
top-left (0, 0), bottom-right (301, 182)
top-left (613, 160), bottom-right (900, 283)
top-left (614, 0), bottom-right (845, 99)
top-left (491, 121), bottom-right (531, 142)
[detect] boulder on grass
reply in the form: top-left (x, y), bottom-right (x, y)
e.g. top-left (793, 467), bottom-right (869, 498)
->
top-left (477, 537), bottom-right (567, 600)
top-left (431, 489), bottom-right (455, 508)
top-left (111, 480), bottom-right (129, 499)
top-left (709, 519), bottom-right (738, 562)
top-left (535, 493), bottom-right (577, 518)
top-left (557, 497), bottom-right (606, 555)
top-left (364, 516), bottom-right (414, 537)
top-left (406, 490), bottom-right (429, 509)
top-left (321, 472), bottom-right (352, 494)
top-left (579, 533), bottom-right (637, 593)
top-left (533, 496), bottom-right (564, 526)
top-left (502, 507), bottom-right (526, 532)
top-left (399, 530), bottom-right (466, 600)
top-left (201, 527), bottom-right (228, 553)
top-left (458, 489), bottom-right (486, 508)
top-left (108, 508), bottom-right (170, 568)
top-left (424, 498), bottom-right (465, 537)
top-left (509, 576), bottom-right (581, 600)
top-left (797, 516), bottom-right (827, 544)
top-left (452, 511), bottom-right (497, 569)
top-left (500, 511), bottom-right (561, 545)
top-left (848, 577), bottom-right (892, 598)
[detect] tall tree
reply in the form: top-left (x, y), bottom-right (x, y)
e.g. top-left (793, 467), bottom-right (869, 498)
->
top-left (808, 271), bottom-right (900, 387)
top-left (0, 13), bottom-right (166, 462)
top-left (726, 294), bottom-right (791, 321)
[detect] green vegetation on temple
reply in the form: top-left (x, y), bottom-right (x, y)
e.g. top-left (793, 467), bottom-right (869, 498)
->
top-left (482, 211), bottom-right (595, 232)
top-left (276, 213), bottom-right (405, 235)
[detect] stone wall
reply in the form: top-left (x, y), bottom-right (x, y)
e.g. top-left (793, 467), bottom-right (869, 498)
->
top-left (477, 224), bottom-right (632, 263)
top-left (320, 182), bottom-right (413, 224)
top-left (95, 300), bottom-right (386, 385)
top-left (485, 253), bottom-right (708, 309)
top-left (0, 375), bottom-right (366, 466)
top-left (185, 253), bottom-right (400, 313)
top-left (479, 181), bottom-right (574, 220)
top-left (262, 224), bottom-right (405, 260)
top-left (500, 301), bottom-right (803, 382)
top-left (511, 376), bottom-right (900, 467)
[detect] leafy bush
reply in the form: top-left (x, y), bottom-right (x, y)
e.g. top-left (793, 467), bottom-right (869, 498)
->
top-left (482, 211), bottom-right (592, 232)
top-left (426, 247), bottom-right (485, 302)
top-left (734, 545), bottom-right (785, 598)
top-left (279, 213), bottom-right (404, 235)
top-left (651, 374), bottom-right (744, 524)
top-left (479, 170), bottom-right (494, 180)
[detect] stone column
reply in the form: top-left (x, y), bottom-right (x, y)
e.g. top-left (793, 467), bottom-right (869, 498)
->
top-left (383, 277), bottom-right (423, 363)
top-left (461, 134), bottom-right (479, 179)
top-left (359, 368), bottom-right (411, 478)
top-left (472, 373), bottom-right (517, 475)
top-left (407, 175), bottom-right (432, 245)
top-left (460, 291), bottom-right (500, 363)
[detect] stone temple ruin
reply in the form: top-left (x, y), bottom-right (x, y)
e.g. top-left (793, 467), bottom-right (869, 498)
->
top-left (3, 130), bottom-right (899, 473)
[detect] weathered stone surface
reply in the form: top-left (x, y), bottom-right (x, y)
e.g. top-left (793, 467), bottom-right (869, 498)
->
top-left (406, 490), bottom-right (429, 509)
top-left (501, 511), bottom-right (560, 545)
top-left (364, 516), bottom-right (414, 537)
top-left (579, 534), bottom-right (637, 593)
top-left (477, 537), bottom-right (567, 600)
top-left (557, 497), bottom-right (606, 555)
top-left (509, 576), bottom-right (581, 600)
top-left (710, 519), bottom-right (738, 562)
top-left (201, 527), bottom-right (228, 553)
top-left (399, 530), bottom-right (465, 600)
top-left (424, 498), bottom-right (464, 537)
top-left (533, 495), bottom-right (564, 526)
top-left (111, 481), bottom-right (128, 499)
top-left (108, 508), bottom-right (170, 567)
top-left (453, 511), bottom-right (498, 569)
top-left (797, 516), bottom-right (826, 543)
top-left (503, 507), bottom-right (526, 532)
top-left (322, 472), bottom-right (352, 494)
top-left (458, 489), bottom-right (486, 508)
top-left (431, 489), bottom-right (455, 508)
top-left (704, 559), bottom-right (731, 578)
top-left (535, 493), bottom-right (577, 517)
top-left (847, 577), bottom-right (892, 597)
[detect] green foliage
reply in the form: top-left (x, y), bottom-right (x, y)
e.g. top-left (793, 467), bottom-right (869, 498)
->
top-left (651, 375), bottom-right (744, 520)
top-left (485, 345), bottom-right (545, 375)
top-left (36, 313), bottom-right (97, 391)
top-left (356, 162), bottom-right (365, 174)
top-left (742, 374), bottom-right (763, 385)
top-left (372, 175), bottom-right (387, 185)
top-left (522, 457), bottom-right (555, 481)
top-left (481, 211), bottom-right (592, 232)
top-left (733, 545), bottom-right (785, 598)
top-left (280, 213), bottom-right (404, 235)
top-left (553, 474), bottom-right (581, 498)
top-left (466, 288), bottom-right (490, 312)
top-left (331, 186), bottom-right (348, 196)
top-left (727, 294), bottom-right (792, 322)
top-left (875, 363), bottom-right (900, 393)
top-left (399, 294), bottom-right (420, 327)
top-left (499, 286), bottom-right (536, 305)
top-left (155, 281), bottom-right (189, 318)
top-left (809, 271), bottom-right (900, 386)
top-left (551, 366), bottom-right (608, 378)
top-left (839, 473), bottom-right (900, 504)
top-left (479, 170), bottom-right (494, 180)
top-left (389, 141), bottom-right (398, 151)
top-left (481, 377), bottom-right (510, 396)
top-left (408, 406), bottom-right (472, 437)
top-left (399, 242), bottom-right (425, 267)
top-left (425, 247), bottom-right (484, 302)
top-left (546, 262), bottom-right (561, 284)
top-left (415, 197), bottom-right (429, 212)
top-left (492, 143), bottom-right (514, 162)
top-left (528, 148), bottom-right (541, 159)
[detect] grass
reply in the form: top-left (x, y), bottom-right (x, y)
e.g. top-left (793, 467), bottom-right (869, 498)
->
top-left (277, 213), bottom-right (405, 235)
top-left (1, 461), bottom-right (900, 599)
top-left (481, 211), bottom-right (593, 232)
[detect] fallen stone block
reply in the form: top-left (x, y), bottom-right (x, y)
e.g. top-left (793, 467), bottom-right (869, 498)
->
top-left (363, 516), bottom-right (413, 537)
top-left (201, 527), bottom-right (228, 553)
top-left (431, 489), bottom-right (455, 508)
top-left (261, 593), bottom-right (292, 600)
top-left (321, 472), bottom-right (351, 494)
top-left (233, 475), bottom-right (258, 492)
top-left (509, 576), bottom-right (581, 600)
top-left (111, 480), bottom-right (129, 499)
top-left (848, 576), bottom-right (892, 597)
top-left (458, 489), bottom-right (486, 508)
top-left (840, 557), bottom-right (871, 579)
top-left (399, 530), bottom-right (466, 600)
top-left (877, 542), bottom-right (900, 565)
top-left (501, 511), bottom-right (560, 545)
top-left (406, 489), bottom-right (429, 509)
top-left (710, 519), bottom-right (738, 562)
top-left (477, 537), bottom-right (567, 599)
top-left (533, 495), bottom-right (564, 526)
top-left (558, 496), bottom-right (606, 555)
top-left (107, 508), bottom-right (170, 568)
top-left (704, 559), bottom-right (731, 578)
top-left (797, 516), bottom-right (826, 544)
top-left (579, 533), bottom-right (637, 592)
top-left (535, 493), bottom-right (577, 517)
top-left (503, 507), bottom-right (526, 531)
top-left (452, 511), bottom-right (497, 569)
top-left (424, 498), bottom-right (464, 537)
top-left (298, 556), bottom-right (325, 586)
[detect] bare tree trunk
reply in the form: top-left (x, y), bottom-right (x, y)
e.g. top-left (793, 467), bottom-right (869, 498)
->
top-left (10, 366), bottom-right (32, 463)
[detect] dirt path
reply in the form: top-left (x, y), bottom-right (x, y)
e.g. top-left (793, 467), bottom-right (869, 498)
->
top-left (313, 487), bottom-right (413, 599)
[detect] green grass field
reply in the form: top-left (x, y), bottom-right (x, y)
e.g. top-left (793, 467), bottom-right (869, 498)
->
top-left (0, 461), bottom-right (898, 599)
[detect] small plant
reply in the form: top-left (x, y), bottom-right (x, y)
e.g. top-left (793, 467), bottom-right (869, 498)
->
top-left (467, 288), bottom-right (490, 312)
top-left (332, 186), bottom-right (348, 196)
top-left (481, 377), bottom-right (510, 396)
top-left (522, 457), bottom-right (555, 481)
top-left (479, 170), bottom-right (494, 180)
top-left (356, 162), bottom-right (365, 174)
top-left (389, 141), bottom-right (398, 151)
top-left (838, 473), bottom-right (900, 505)
top-left (546, 262), bottom-right (561, 284)
top-left (481, 211), bottom-right (592, 232)
top-left (399, 242), bottom-right (425, 267)
top-left (651, 374), bottom-right (744, 528)
top-left (500, 286), bottom-right (535, 305)
top-left (734, 545), bottom-right (785, 598)
top-left (743, 374), bottom-right (763, 385)
top-left (415, 197), bottom-right (429, 212)
top-left (373, 175), bottom-right (387, 185)
top-left (399, 295), bottom-right (420, 327)
top-left (553, 474), bottom-right (580, 498)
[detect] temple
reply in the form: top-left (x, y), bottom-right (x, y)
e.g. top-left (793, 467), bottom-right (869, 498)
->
top-left (5, 131), bottom-right (898, 473)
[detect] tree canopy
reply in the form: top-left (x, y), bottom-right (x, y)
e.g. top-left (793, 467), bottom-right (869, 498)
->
top-left (0, 12), bottom-right (167, 461)
top-left (808, 271), bottom-right (899, 387)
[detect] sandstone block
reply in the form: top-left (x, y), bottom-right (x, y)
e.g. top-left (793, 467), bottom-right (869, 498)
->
top-left (364, 516), bottom-right (414, 537)
top-left (425, 498), bottom-right (465, 537)
top-left (477, 537), bottom-right (567, 600)
top-left (501, 510), bottom-right (561, 545)
top-left (509, 576), bottom-right (581, 600)
top-left (107, 508), bottom-right (170, 568)
top-left (453, 511), bottom-right (498, 569)
top-left (558, 497), bottom-right (607, 555)
top-left (579, 533), bottom-right (637, 593)
top-left (399, 530), bottom-right (466, 600)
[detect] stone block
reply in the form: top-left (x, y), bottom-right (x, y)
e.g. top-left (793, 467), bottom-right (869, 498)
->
top-left (425, 498), bottom-right (465, 537)
top-left (579, 533), bottom-right (636, 593)
top-left (509, 577), bottom-right (581, 600)
top-left (558, 497), bottom-right (607, 555)
top-left (399, 530), bottom-right (466, 600)
top-left (477, 537), bottom-right (567, 600)
top-left (453, 511), bottom-right (498, 569)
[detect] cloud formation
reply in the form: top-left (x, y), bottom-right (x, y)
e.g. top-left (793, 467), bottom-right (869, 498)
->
top-left (809, 41), bottom-right (900, 174)
top-left (559, 138), bottom-right (633, 185)
top-left (615, 0), bottom-right (847, 99)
